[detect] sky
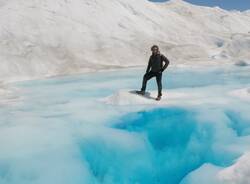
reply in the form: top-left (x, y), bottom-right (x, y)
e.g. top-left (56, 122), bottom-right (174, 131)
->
top-left (151, 0), bottom-right (250, 11)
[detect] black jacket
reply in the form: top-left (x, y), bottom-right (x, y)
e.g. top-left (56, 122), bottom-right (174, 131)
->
top-left (146, 53), bottom-right (170, 73)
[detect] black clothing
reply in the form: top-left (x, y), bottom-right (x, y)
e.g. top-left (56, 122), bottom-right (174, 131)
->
top-left (141, 53), bottom-right (170, 96)
top-left (146, 54), bottom-right (169, 73)
top-left (141, 71), bottom-right (162, 96)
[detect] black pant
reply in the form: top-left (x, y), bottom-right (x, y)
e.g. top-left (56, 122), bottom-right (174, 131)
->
top-left (141, 71), bottom-right (162, 96)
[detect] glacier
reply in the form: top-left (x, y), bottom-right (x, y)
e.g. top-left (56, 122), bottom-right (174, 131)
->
top-left (0, 65), bottom-right (250, 184)
top-left (1, 0), bottom-right (250, 183)
top-left (1, 0), bottom-right (250, 83)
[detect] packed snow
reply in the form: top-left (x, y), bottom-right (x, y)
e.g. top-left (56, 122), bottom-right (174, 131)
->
top-left (1, 0), bottom-right (250, 82)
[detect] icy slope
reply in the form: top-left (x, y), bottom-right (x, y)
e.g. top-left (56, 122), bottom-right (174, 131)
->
top-left (1, 0), bottom-right (250, 82)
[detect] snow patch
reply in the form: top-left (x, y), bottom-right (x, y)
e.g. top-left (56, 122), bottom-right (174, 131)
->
top-left (229, 88), bottom-right (250, 102)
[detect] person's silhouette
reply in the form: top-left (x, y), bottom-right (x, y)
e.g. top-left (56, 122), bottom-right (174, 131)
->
top-left (137, 45), bottom-right (170, 101)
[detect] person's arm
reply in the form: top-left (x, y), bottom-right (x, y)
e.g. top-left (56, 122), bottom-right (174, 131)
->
top-left (161, 54), bottom-right (170, 72)
top-left (146, 56), bottom-right (152, 73)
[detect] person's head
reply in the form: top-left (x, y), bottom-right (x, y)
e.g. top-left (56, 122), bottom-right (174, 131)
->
top-left (151, 45), bottom-right (159, 55)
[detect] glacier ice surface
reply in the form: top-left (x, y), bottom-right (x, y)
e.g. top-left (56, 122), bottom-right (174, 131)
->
top-left (0, 66), bottom-right (250, 184)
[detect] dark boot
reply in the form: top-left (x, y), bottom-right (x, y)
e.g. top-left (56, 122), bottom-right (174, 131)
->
top-left (155, 95), bottom-right (161, 101)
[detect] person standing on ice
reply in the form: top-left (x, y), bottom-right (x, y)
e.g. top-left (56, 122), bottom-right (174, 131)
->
top-left (137, 45), bottom-right (170, 101)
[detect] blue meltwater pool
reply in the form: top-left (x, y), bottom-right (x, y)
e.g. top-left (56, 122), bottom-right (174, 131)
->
top-left (0, 66), bottom-right (250, 184)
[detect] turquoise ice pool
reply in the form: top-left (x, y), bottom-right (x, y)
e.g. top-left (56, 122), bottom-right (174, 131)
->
top-left (0, 65), bottom-right (250, 184)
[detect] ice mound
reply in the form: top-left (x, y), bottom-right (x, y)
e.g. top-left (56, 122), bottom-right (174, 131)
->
top-left (100, 89), bottom-right (231, 106)
top-left (100, 90), bottom-right (192, 106)
top-left (219, 152), bottom-right (250, 184)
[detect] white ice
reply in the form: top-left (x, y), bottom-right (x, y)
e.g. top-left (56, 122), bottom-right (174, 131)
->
top-left (229, 88), bottom-right (250, 102)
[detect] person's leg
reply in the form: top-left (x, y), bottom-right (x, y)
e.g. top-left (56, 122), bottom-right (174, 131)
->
top-left (156, 72), bottom-right (162, 97)
top-left (141, 72), bottom-right (155, 92)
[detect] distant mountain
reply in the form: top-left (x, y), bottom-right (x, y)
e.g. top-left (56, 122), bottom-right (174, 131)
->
top-left (0, 0), bottom-right (250, 82)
